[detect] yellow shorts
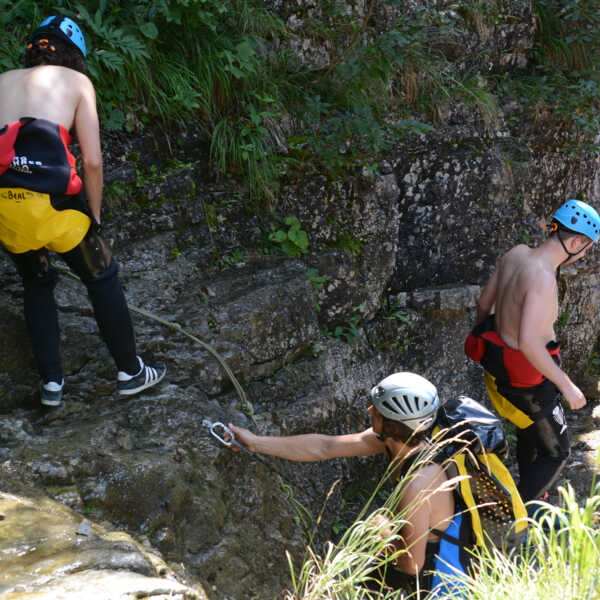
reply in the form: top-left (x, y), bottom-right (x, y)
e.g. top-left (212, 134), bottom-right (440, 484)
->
top-left (0, 187), bottom-right (90, 254)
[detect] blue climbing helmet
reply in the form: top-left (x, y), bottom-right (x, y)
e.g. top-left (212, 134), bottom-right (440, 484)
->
top-left (551, 199), bottom-right (600, 243)
top-left (28, 16), bottom-right (87, 58)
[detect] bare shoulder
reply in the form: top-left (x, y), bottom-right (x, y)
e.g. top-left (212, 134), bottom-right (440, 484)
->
top-left (497, 244), bottom-right (531, 277)
top-left (404, 461), bottom-right (447, 498)
top-left (0, 68), bottom-right (27, 87)
top-left (57, 66), bottom-right (94, 90)
top-left (501, 243), bottom-right (531, 263)
top-left (0, 68), bottom-right (17, 82)
top-left (523, 256), bottom-right (556, 291)
top-left (28, 65), bottom-right (93, 91)
top-left (502, 244), bottom-right (555, 287)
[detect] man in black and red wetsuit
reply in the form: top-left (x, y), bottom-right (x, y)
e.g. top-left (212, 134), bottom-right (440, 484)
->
top-left (0, 15), bottom-right (166, 406)
top-left (466, 200), bottom-right (600, 501)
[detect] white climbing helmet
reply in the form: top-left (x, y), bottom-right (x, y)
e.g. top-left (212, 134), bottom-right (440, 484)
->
top-left (370, 372), bottom-right (439, 432)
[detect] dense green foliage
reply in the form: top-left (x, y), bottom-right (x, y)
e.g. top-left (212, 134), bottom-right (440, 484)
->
top-left (1, 0), bottom-right (289, 198)
top-left (503, 0), bottom-right (600, 153)
top-left (1, 0), bottom-right (599, 201)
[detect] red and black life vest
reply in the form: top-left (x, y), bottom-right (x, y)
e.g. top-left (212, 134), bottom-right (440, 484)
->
top-left (0, 117), bottom-right (83, 203)
top-left (465, 315), bottom-right (560, 389)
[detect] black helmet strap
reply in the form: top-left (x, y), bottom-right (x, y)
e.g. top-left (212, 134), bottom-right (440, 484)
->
top-left (556, 227), bottom-right (591, 265)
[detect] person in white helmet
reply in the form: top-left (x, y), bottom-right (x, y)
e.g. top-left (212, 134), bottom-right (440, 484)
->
top-left (229, 372), bottom-right (458, 590)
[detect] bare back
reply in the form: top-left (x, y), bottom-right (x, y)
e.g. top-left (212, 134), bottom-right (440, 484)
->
top-left (0, 65), bottom-right (90, 130)
top-left (494, 244), bottom-right (558, 348)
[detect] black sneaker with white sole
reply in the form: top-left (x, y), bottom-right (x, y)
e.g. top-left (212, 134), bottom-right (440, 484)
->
top-left (117, 356), bottom-right (166, 396)
top-left (41, 379), bottom-right (64, 407)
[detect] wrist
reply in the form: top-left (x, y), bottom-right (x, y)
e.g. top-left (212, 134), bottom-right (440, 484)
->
top-left (245, 435), bottom-right (261, 454)
top-left (556, 373), bottom-right (573, 393)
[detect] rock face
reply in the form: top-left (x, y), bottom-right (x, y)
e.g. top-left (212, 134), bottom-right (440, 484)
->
top-left (0, 478), bottom-right (205, 599)
top-left (2, 4), bottom-right (600, 600)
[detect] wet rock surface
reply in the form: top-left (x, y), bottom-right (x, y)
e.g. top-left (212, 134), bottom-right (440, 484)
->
top-left (0, 483), bottom-right (205, 599)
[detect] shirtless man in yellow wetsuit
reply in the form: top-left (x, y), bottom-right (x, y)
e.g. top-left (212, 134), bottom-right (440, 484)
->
top-left (466, 200), bottom-right (600, 501)
top-left (0, 15), bottom-right (166, 406)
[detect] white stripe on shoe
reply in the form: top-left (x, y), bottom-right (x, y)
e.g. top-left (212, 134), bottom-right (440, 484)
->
top-left (117, 356), bottom-right (166, 396)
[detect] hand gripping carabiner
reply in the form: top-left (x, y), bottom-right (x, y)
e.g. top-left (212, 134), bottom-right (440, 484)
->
top-left (202, 418), bottom-right (248, 452)
top-left (202, 418), bottom-right (294, 485)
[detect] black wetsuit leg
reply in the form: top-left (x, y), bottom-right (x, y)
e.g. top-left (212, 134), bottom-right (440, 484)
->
top-left (8, 248), bottom-right (63, 384)
top-left (513, 382), bottom-right (570, 502)
top-left (60, 233), bottom-right (139, 375)
top-left (6, 227), bottom-right (139, 380)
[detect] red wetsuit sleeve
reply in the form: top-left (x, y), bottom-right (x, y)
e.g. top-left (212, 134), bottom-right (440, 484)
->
top-left (0, 121), bottom-right (25, 175)
top-left (58, 125), bottom-right (82, 195)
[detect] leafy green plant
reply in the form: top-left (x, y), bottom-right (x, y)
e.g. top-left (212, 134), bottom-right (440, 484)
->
top-left (217, 249), bottom-right (247, 270)
top-left (383, 304), bottom-right (409, 324)
top-left (556, 308), bottom-right (570, 330)
top-left (331, 232), bottom-right (366, 258)
top-left (210, 101), bottom-right (280, 202)
top-left (323, 304), bottom-right (365, 345)
top-left (380, 299), bottom-right (411, 355)
top-left (268, 216), bottom-right (309, 258)
top-left (586, 350), bottom-right (600, 380)
top-left (499, 1), bottom-right (600, 155)
top-left (6, 1), bottom-right (598, 203)
top-left (1, 0), bottom-right (288, 200)
top-left (306, 268), bottom-right (326, 291)
top-left (390, 337), bottom-right (411, 357)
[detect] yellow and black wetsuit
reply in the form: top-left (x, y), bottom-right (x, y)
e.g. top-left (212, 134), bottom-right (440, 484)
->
top-left (0, 117), bottom-right (91, 253)
top-left (465, 315), bottom-right (569, 501)
top-left (0, 117), bottom-right (139, 384)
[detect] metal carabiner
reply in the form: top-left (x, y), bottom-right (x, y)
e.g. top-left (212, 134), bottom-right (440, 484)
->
top-left (202, 419), bottom-right (235, 447)
top-left (202, 418), bottom-right (292, 484)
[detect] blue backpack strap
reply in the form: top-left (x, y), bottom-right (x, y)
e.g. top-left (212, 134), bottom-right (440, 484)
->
top-left (428, 513), bottom-right (470, 597)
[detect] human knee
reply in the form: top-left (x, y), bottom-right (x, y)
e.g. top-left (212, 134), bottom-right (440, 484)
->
top-left (547, 446), bottom-right (570, 464)
top-left (80, 257), bottom-right (123, 311)
top-left (13, 251), bottom-right (58, 289)
top-left (537, 424), bottom-right (570, 462)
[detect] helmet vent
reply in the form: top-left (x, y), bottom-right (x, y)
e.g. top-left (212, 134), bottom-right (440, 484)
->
top-left (370, 372), bottom-right (439, 429)
top-left (551, 200), bottom-right (600, 244)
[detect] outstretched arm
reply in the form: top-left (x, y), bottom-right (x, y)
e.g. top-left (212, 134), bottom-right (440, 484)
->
top-left (74, 75), bottom-right (103, 223)
top-left (228, 424), bottom-right (386, 462)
